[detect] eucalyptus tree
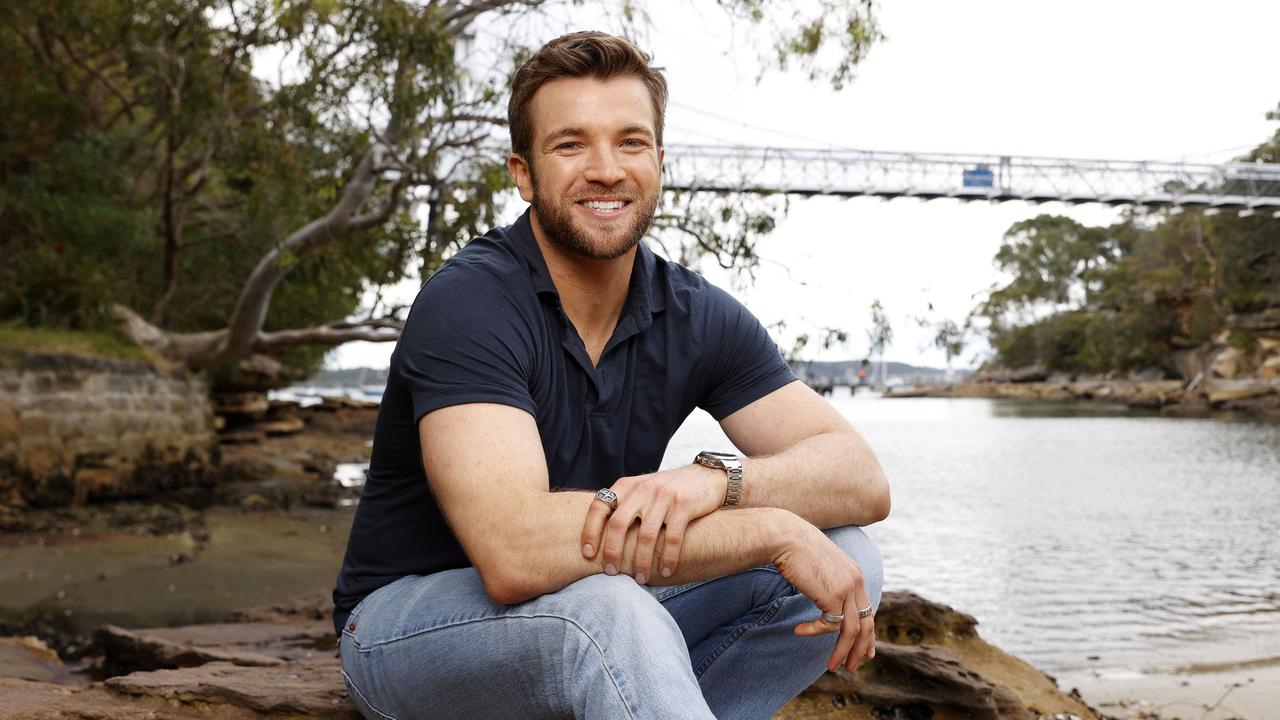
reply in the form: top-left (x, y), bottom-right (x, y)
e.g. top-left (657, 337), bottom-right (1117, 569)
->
top-left (0, 0), bottom-right (881, 382)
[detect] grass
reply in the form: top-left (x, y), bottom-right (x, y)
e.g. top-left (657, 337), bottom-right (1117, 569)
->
top-left (0, 324), bottom-right (150, 363)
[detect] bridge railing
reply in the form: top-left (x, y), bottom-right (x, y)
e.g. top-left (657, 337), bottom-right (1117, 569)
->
top-left (662, 144), bottom-right (1280, 213)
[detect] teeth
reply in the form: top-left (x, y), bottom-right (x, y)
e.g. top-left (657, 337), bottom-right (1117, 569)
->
top-left (582, 200), bottom-right (625, 210)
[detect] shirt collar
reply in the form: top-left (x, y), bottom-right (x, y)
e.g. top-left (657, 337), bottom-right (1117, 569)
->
top-left (508, 207), bottom-right (666, 318)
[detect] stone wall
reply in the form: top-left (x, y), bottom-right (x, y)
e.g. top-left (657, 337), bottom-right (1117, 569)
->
top-left (0, 351), bottom-right (218, 506)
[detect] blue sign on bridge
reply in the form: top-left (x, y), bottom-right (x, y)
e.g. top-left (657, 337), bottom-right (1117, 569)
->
top-left (963, 165), bottom-right (995, 188)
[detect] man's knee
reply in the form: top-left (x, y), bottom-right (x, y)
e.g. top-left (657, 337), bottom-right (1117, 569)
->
top-left (823, 525), bottom-right (884, 608)
top-left (545, 573), bottom-right (684, 639)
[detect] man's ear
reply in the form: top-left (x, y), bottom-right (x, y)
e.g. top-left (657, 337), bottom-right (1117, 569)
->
top-left (508, 153), bottom-right (534, 203)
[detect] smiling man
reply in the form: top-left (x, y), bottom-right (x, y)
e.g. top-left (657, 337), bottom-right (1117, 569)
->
top-left (334, 32), bottom-right (890, 720)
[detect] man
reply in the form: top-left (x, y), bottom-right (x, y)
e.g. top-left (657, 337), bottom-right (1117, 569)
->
top-left (334, 31), bottom-right (890, 720)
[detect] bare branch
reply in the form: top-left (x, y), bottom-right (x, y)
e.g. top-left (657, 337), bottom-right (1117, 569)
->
top-left (254, 321), bottom-right (403, 352)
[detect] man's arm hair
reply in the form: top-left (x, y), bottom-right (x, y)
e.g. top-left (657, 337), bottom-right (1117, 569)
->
top-left (422, 402), bottom-right (802, 604)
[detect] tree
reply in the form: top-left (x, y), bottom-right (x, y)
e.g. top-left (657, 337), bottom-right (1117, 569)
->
top-left (866, 298), bottom-right (891, 386)
top-left (971, 104), bottom-right (1280, 374)
top-left (0, 0), bottom-right (882, 385)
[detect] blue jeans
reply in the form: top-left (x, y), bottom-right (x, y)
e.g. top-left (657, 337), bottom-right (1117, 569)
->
top-left (339, 525), bottom-right (882, 720)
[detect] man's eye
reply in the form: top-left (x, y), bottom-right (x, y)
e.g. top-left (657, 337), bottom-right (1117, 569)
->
top-left (557, 142), bottom-right (582, 151)
top-left (622, 139), bottom-right (649, 148)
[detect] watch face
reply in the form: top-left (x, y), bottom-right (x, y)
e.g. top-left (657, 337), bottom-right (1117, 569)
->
top-left (696, 451), bottom-right (738, 467)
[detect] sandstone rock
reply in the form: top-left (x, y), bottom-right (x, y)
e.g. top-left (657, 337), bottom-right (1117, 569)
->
top-left (106, 658), bottom-right (358, 718)
top-left (0, 636), bottom-right (88, 687)
top-left (220, 430), bottom-right (265, 445)
top-left (0, 395), bottom-right (20, 450)
top-left (1210, 346), bottom-right (1251, 379)
top-left (1205, 379), bottom-right (1274, 405)
top-left (94, 624), bottom-right (284, 672)
top-left (1261, 354), bottom-right (1280, 380)
top-left (0, 677), bottom-right (196, 720)
top-left (213, 391), bottom-right (270, 421)
top-left (318, 395), bottom-right (380, 411)
top-left (810, 644), bottom-right (1030, 719)
top-left (255, 417), bottom-right (306, 437)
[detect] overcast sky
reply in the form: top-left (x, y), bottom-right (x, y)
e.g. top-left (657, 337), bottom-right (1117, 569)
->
top-left (331, 0), bottom-right (1280, 370)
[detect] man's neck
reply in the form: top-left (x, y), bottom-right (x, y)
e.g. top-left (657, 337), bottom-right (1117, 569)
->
top-left (530, 211), bottom-right (636, 365)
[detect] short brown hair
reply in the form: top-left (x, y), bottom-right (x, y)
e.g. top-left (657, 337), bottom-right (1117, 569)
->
top-left (508, 31), bottom-right (668, 159)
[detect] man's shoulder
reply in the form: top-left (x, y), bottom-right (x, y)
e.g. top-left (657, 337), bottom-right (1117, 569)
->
top-left (436, 228), bottom-right (529, 284)
top-left (651, 252), bottom-right (743, 318)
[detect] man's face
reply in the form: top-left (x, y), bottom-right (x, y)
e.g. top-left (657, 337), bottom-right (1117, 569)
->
top-left (510, 75), bottom-right (664, 260)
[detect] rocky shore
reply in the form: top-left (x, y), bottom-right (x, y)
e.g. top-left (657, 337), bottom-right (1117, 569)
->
top-left (885, 375), bottom-right (1280, 419)
top-left (0, 398), bottom-right (1213, 719)
top-left (1, 588), bottom-right (1099, 720)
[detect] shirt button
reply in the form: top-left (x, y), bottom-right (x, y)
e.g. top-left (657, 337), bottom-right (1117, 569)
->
top-left (348, 622), bottom-right (356, 631)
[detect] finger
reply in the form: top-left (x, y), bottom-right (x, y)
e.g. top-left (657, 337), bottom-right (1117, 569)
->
top-left (864, 616), bottom-right (877, 660)
top-left (827, 593), bottom-right (860, 673)
top-left (600, 502), bottom-right (641, 575)
top-left (845, 583), bottom-right (875, 673)
top-left (581, 495), bottom-right (614, 559)
top-left (793, 613), bottom-right (842, 637)
top-left (632, 498), bottom-right (670, 585)
top-left (658, 511), bottom-right (690, 579)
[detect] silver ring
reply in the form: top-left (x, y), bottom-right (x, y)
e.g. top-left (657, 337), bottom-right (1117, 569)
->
top-left (594, 488), bottom-right (618, 510)
top-left (857, 604), bottom-right (874, 619)
top-left (819, 612), bottom-right (844, 624)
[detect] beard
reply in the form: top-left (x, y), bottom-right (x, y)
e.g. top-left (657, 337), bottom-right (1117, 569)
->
top-left (530, 172), bottom-right (659, 261)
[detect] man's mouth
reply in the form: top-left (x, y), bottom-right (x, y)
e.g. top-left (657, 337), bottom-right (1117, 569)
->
top-left (576, 198), bottom-right (631, 217)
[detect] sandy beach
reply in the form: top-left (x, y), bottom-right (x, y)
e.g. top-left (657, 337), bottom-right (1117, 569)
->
top-left (1061, 662), bottom-right (1280, 719)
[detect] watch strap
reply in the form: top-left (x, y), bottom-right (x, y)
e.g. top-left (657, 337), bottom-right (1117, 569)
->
top-left (695, 451), bottom-right (743, 508)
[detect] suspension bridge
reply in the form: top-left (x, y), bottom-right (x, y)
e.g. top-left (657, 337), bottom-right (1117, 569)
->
top-left (662, 144), bottom-right (1280, 216)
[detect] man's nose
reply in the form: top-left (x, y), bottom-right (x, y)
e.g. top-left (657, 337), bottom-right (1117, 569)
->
top-left (582, 145), bottom-right (626, 186)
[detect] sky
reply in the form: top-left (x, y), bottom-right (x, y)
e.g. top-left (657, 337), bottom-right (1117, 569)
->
top-left (330, 0), bottom-right (1280, 370)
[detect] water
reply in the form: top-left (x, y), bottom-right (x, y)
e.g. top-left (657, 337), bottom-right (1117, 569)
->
top-left (661, 391), bottom-right (1280, 676)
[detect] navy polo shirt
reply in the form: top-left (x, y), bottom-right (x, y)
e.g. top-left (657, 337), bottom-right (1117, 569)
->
top-left (333, 209), bottom-right (796, 633)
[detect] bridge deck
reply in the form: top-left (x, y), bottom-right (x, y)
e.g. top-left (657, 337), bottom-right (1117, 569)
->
top-left (661, 145), bottom-right (1280, 214)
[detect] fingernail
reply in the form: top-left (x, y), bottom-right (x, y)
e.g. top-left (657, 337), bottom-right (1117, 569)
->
top-left (869, 647), bottom-right (875, 658)
top-left (605, 563), bottom-right (617, 575)
top-left (583, 544), bottom-right (593, 557)
top-left (636, 571), bottom-right (647, 584)
top-left (661, 565), bottom-right (672, 577)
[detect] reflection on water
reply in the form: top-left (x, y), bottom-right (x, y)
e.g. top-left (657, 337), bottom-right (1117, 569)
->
top-left (662, 391), bottom-right (1280, 674)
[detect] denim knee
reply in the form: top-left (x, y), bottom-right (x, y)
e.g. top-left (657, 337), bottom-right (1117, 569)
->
top-left (823, 525), bottom-right (884, 608)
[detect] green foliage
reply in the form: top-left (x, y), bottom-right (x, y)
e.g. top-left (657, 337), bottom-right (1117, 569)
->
top-left (975, 110), bottom-right (1280, 375)
top-left (0, 324), bottom-right (148, 362)
top-left (0, 0), bottom-right (883, 382)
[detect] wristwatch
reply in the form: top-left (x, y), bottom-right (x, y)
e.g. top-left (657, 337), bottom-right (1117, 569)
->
top-left (694, 451), bottom-right (743, 508)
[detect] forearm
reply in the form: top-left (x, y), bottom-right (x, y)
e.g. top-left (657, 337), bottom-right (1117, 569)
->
top-left (737, 429), bottom-right (890, 528)
top-left (489, 491), bottom-right (798, 603)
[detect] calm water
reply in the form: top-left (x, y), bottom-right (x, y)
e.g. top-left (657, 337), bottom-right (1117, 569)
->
top-left (661, 392), bottom-right (1280, 675)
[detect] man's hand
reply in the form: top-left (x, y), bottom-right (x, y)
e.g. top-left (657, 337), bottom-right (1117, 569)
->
top-left (581, 464), bottom-right (726, 584)
top-left (776, 519), bottom-right (877, 673)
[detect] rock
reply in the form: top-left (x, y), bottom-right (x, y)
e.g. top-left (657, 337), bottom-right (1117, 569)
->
top-left (317, 395), bottom-right (379, 411)
top-left (105, 658), bottom-right (359, 718)
top-left (219, 429), bottom-right (264, 445)
top-left (1008, 367), bottom-right (1049, 383)
top-left (777, 591), bottom-right (1098, 719)
top-left (0, 677), bottom-right (193, 720)
top-left (1225, 307), bottom-right (1280, 335)
top-left (1261, 354), bottom-right (1280, 379)
top-left (94, 624), bottom-right (284, 673)
top-left (809, 644), bottom-right (1030, 719)
top-left (212, 391), bottom-right (270, 421)
top-left (0, 636), bottom-right (88, 687)
top-left (254, 417), bottom-right (306, 437)
top-left (1210, 346), bottom-right (1252, 379)
top-left (1205, 379), bottom-right (1274, 405)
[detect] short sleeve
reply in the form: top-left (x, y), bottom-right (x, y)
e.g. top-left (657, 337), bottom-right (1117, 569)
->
top-left (395, 260), bottom-right (538, 422)
top-left (698, 285), bottom-right (797, 420)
